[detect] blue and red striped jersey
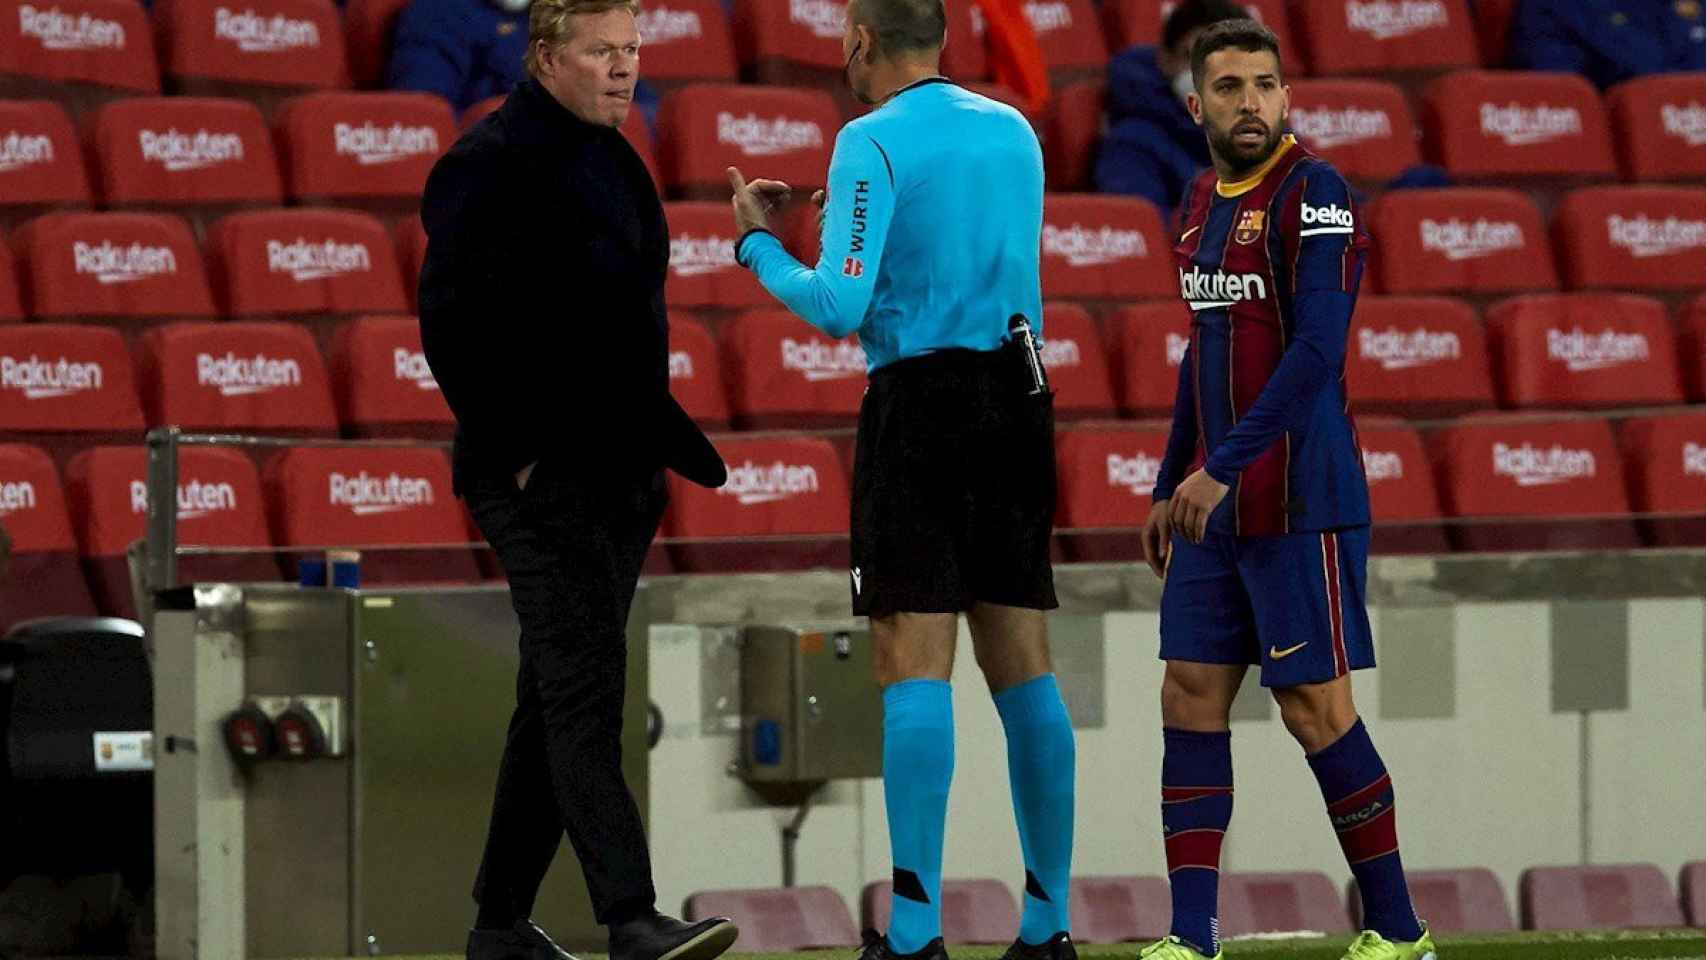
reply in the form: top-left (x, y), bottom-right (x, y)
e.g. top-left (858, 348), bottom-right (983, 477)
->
top-left (1152, 136), bottom-right (1373, 537)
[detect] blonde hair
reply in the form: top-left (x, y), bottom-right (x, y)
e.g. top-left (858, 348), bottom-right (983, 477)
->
top-left (525, 0), bottom-right (642, 77)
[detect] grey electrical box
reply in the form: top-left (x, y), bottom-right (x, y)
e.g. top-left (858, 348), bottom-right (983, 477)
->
top-left (740, 625), bottom-right (884, 782)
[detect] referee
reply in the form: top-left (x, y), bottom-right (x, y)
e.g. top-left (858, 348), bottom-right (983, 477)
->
top-left (728, 5), bottom-right (1078, 960)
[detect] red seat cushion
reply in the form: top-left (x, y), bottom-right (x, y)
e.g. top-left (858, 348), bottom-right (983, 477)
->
top-left (1055, 423), bottom-right (1169, 562)
top-left (658, 84), bottom-right (838, 195)
top-left (1369, 188), bottom-right (1554, 295)
top-left (1294, 0), bottom-right (1476, 76)
top-left (1485, 293), bottom-right (1683, 409)
top-left (329, 314), bottom-right (452, 435)
top-left (90, 97), bottom-right (282, 208)
top-left (1607, 73), bottom-right (1706, 183)
top-left (1067, 875), bottom-right (1170, 944)
top-left (1042, 194), bottom-right (1173, 301)
top-left (1288, 79), bottom-right (1420, 183)
top-left (1553, 186), bottom-right (1706, 293)
top-left (1219, 871), bottom-right (1350, 936)
top-left (1346, 296), bottom-right (1492, 415)
top-left (0, 0), bottom-right (159, 92)
top-left (0, 443), bottom-right (97, 631)
top-left (1520, 864), bottom-right (1685, 931)
top-left (635, 0), bottom-right (738, 82)
top-left (682, 886), bottom-right (859, 952)
top-left (12, 211), bottom-right (215, 321)
top-left (1618, 411), bottom-right (1706, 547)
top-left (665, 435), bottom-right (850, 572)
top-left (275, 91), bottom-right (456, 201)
top-left (1040, 302), bottom-right (1115, 418)
top-left (0, 99), bottom-right (91, 208)
top-left (1422, 70), bottom-right (1615, 180)
top-left (155, 0), bottom-right (350, 90)
top-left (0, 323), bottom-right (145, 434)
top-left (209, 207), bottom-right (407, 317)
top-left (1684, 294), bottom-right (1706, 401)
top-left (138, 321), bottom-right (338, 432)
top-left (721, 308), bottom-right (864, 428)
top-left (667, 312), bottom-right (730, 427)
top-left (1350, 868), bottom-right (1515, 933)
top-left (1108, 301), bottom-right (1191, 417)
top-left (663, 202), bottom-right (771, 309)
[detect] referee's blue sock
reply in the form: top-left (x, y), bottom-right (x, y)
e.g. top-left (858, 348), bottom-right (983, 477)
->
top-left (884, 679), bottom-right (955, 955)
top-left (994, 674), bottom-right (1076, 945)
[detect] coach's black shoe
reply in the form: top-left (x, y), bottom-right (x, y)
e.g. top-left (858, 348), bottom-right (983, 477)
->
top-left (466, 919), bottom-right (578, 960)
top-left (1001, 932), bottom-right (1077, 960)
top-left (856, 930), bottom-right (950, 960)
top-left (609, 911), bottom-right (738, 960)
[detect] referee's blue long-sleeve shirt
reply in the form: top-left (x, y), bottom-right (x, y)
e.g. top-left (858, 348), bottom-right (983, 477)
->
top-left (735, 78), bottom-right (1046, 372)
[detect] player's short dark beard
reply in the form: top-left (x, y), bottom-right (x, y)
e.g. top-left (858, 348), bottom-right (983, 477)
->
top-left (1205, 113), bottom-right (1285, 179)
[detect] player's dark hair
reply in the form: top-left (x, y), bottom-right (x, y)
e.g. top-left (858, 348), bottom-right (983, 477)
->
top-left (848, 0), bottom-right (947, 56)
top-left (1189, 17), bottom-right (1282, 91)
top-left (1161, 0), bottom-right (1251, 56)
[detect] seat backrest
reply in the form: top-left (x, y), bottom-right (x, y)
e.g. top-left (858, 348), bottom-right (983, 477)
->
top-left (1024, 0), bottom-right (1107, 76)
top-left (1520, 864), bottom-right (1685, 930)
top-left (1103, 0), bottom-right (1294, 65)
top-left (634, 0), bottom-right (738, 82)
top-left (1288, 79), bottom-right (1419, 183)
top-left (1068, 875), bottom-right (1170, 944)
top-left (1042, 194), bottom-right (1174, 301)
top-left (1107, 301), bottom-right (1191, 417)
top-left (1681, 861), bottom-right (1706, 928)
top-left (155, 0), bottom-right (350, 90)
top-left (274, 91), bottom-right (456, 201)
top-left (0, 0), bottom-right (158, 92)
top-left (662, 202), bottom-right (772, 309)
top-left (731, 0), bottom-right (846, 70)
top-left (1040, 302), bottom-right (1115, 417)
top-left (667, 312), bottom-right (730, 427)
top-left (1484, 293), bottom-right (1683, 409)
top-left (396, 213), bottom-right (427, 311)
top-left (1218, 871), bottom-right (1350, 936)
top-left (208, 207), bottom-right (406, 317)
top-left (64, 444), bottom-right (272, 559)
top-left (12, 211), bottom-right (215, 321)
top-left (1055, 424), bottom-right (1170, 532)
top-left (1350, 867), bottom-right (1514, 933)
top-left (721, 308), bottom-right (865, 427)
top-left (1356, 418), bottom-right (1443, 525)
top-left (0, 235), bottom-right (19, 321)
top-left (1294, 0), bottom-right (1476, 76)
top-left (682, 886), bottom-right (860, 952)
top-left (1369, 188), bottom-right (1554, 295)
top-left (860, 879), bottom-right (1020, 945)
top-left (1685, 293), bottom-right (1706, 401)
top-left (1346, 295), bottom-right (1492, 415)
top-left (665, 436), bottom-right (850, 540)
top-left (90, 96), bottom-right (282, 207)
top-left (1617, 411), bottom-right (1706, 522)
top-left (0, 99), bottom-right (91, 208)
top-left (0, 442), bottom-right (97, 631)
top-left (1045, 80), bottom-right (1104, 191)
top-left (328, 314), bottom-right (450, 433)
top-left (1553, 186), bottom-right (1706, 293)
top-left (138, 321), bottom-right (338, 432)
top-left (342, 0), bottom-right (412, 88)
top-left (1422, 70), bottom-right (1615, 180)
top-left (1607, 73), bottom-right (1706, 183)
top-left (941, 0), bottom-right (986, 80)
top-left (1428, 415), bottom-right (1629, 521)
top-left (658, 84), bottom-right (838, 196)
top-left (0, 322), bottom-right (145, 434)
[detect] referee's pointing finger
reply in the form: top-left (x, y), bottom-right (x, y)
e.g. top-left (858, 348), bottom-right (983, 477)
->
top-left (727, 166), bottom-right (747, 195)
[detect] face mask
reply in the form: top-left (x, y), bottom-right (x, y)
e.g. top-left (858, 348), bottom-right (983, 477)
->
top-left (494, 0), bottom-right (530, 14)
top-left (1172, 69), bottom-right (1195, 106)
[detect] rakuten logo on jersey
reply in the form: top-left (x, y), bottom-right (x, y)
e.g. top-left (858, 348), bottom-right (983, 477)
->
top-left (328, 471), bottom-right (434, 515)
top-left (1492, 442), bottom-right (1596, 487)
top-left (781, 337), bottom-right (866, 382)
top-left (716, 112), bottom-right (824, 157)
top-left (1107, 453), bottom-right (1162, 495)
top-left (1179, 266), bottom-right (1268, 311)
top-left (138, 128), bottom-right (245, 172)
top-left (267, 238), bottom-right (372, 281)
top-left (1661, 102), bottom-right (1706, 147)
top-left (670, 234), bottom-right (737, 277)
top-left (73, 241), bottom-right (179, 285)
top-left (720, 460), bottom-right (820, 505)
top-left (0, 130), bottom-right (55, 174)
top-left (1040, 338), bottom-right (1080, 369)
top-left (196, 351), bottom-right (303, 397)
top-left (393, 348), bottom-right (437, 390)
top-left (1607, 215), bottom-right (1706, 258)
top-left (635, 6), bottom-right (702, 42)
top-left (18, 5), bottom-right (126, 51)
top-left (1044, 223), bottom-right (1148, 267)
top-left (0, 481), bottom-right (37, 518)
top-left (1024, 1), bottom-right (1072, 32)
top-left (1166, 332), bottom-right (1189, 367)
top-left (334, 122), bottom-right (440, 166)
top-left (214, 7), bottom-right (320, 53)
top-left (130, 478), bottom-right (238, 519)
top-left (1362, 448), bottom-right (1405, 484)
top-left (1419, 218), bottom-right (1525, 261)
top-left (1479, 103), bottom-right (1583, 147)
top-left (1684, 442), bottom-right (1706, 478)
top-left (1289, 107), bottom-right (1393, 150)
top-left (1, 354), bottom-right (104, 400)
top-left (1545, 328), bottom-right (1650, 373)
top-left (1358, 327), bottom-right (1462, 370)
top-left (1343, 0), bottom-right (1448, 40)
top-left (788, 0), bottom-right (844, 38)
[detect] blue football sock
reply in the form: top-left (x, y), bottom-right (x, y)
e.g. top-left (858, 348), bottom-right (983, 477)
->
top-left (1161, 727), bottom-right (1233, 956)
top-left (994, 674), bottom-right (1076, 945)
top-left (884, 679), bottom-right (955, 954)
top-left (1308, 719), bottom-right (1424, 942)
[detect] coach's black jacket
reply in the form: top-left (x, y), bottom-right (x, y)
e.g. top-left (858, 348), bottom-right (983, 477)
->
top-left (418, 79), bottom-right (725, 495)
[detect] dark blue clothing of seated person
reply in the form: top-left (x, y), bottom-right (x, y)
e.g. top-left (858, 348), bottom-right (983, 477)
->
top-left (388, 0), bottom-right (531, 115)
top-left (1509, 0), bottom-right (1706, 90)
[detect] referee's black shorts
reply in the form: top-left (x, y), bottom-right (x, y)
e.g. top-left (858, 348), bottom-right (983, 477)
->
top-left (849, 346), bottom-right (1058, 618)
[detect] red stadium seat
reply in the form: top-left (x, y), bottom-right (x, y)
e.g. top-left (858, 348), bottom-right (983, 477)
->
top-left (154, 0), bottom-right (350, 117)
top-left (665, 435), bottom-right (850, 573)
top-left (662, 202), bottom-right (771, 311)
top-left (137, 321), bottom-right (339, 435)
top-left (0, 323), bottom-right (146, 465)
top-left (10, 212), bottom-right (216, 328)
top-left (1685, 294), bottom-right (1706, 401)
top-left (329, 315), bottom-right (452, 439)
top-left (1288, 79), bottom-right (1420, 185)
top-left (1607, 73), bottom-right (1706, 184)
top-left (1045, 80), bottom-right (1103, 191)
top-left (1472, 0), bottom-right (1518, 67)
top-left (89, 97), bottom-right (282, 224)
top-left (1068, 876), bottom-right (1170, 944)
top-left (1042, 194), bottom-right (1173, 304)
top-left (1293, 0), bottom-right (1475, 77)
top-left (0, 234), bottom-right (19, 321)
top-left (1055, 423), bottom-right (1168, 562)
top-left (1683, 862), bottom-right (1706, 928)
top-left (682, 886), bottom-right (860, 951)
top-left (634, 0), bottom-right (738, 85)
top-left (461, 95), bottom-right (503, 129)
top-left (1346, 296), bottom-right (1493, 416)
top-left (1427, 415), bottom-right (1639, 553)
top-left (940, 0), bottom-right (987, 81)
top-left (962, 81), bottom-right (1044, 132)
top-left (64, 445), bottom-right (281, 616)
top-left (1024, 0), bottom-right (1107, 83)
top-left (731, 0), bottom-right (846, 89)
top-left (1349, 868), bottom-right (1514, 933)
top-left (1519, 864), bottom-right (1684, 931)
top-left (274, 92), bottom-right (456, 212)
top-left (0, 0), bottom-right (158, 115)
top-left (1368, 189), bottom-right (1555, 296)
top-left (668, 312), bottom-right (730, 429)
top-left (1107, 301), bottom-right (1191, 418)
top-left (657, 84), bottom-right (838, 199)
top-left (264, 445), bottom-right (479, 583)
top-left (342, 0), bottom-right (409, 89)
top-left (1356, 418), bottom-right (1449, 554)
top-left (0, 100), bottom-right (90, 226)
top-left (1102, 0), bottom-right (1295, 65)
top-left (860, 879), bottom-right (1020, 945)
top-left (1421, 71), bottom-right (1615, 183)
top-left (1552, 186), bottom-right (1706, 294)
top-left (1618, 411), bottom-right (1706, 548)
top-left (396, 213), bottom-right (426, 311)
top-left (1218, 871), bottom-right (1350, 937)
top-left (207, 207), bottom-right (408, 339)
top-left (0, 444), bottom-right (97, 633)
top-left (1041, 302), bottom-right (1115, 418)
top-left (1484, 294), bottom-right (1683, 409)
top-left (721, 308), bottom-right (864, 429)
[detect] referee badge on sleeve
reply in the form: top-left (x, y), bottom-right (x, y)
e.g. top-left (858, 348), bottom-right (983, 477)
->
top-left (1234, 209), bottom-right (1266, 245)
top-left (842, 257), bottom-right (865, 278)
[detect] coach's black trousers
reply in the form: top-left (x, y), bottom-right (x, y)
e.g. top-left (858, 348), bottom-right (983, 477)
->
top-left (464, 461), bottom-right (667, 925)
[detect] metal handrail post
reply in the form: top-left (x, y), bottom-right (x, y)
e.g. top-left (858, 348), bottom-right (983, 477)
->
top-left (145, 426), bottom-right (182, 594)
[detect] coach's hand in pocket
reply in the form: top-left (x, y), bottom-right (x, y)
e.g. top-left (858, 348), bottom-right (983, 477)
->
top-left (1169, 469), bottom-right (1230, 545)
top-left (1141, 501), bottom-right (1173, 579)
top-left (727, 167), bottom-right (792, 235)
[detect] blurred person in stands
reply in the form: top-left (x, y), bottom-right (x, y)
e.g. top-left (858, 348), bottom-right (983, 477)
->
top-left (388, 0), bottom-right (532, 114)
top-left (1510, 0), bottom-right (1706, 89)
top-left (1135, 21), bottom-right (1434, 960)
top-left (417, 1), bottom-right (736, 958)
top-left (727, 5), bottom-right (1078, 960)
top-left (1095, 0), bottom-right (1252, 214)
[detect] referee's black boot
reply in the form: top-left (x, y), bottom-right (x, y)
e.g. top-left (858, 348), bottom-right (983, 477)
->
top-left (466, 919), bottom-right (578, 960)
top-left (856, 930), bottom-right (950, 960)
top-left (1000, 932), bottom-right (1077, 960)
top-left (608, 911), bottom-right (739, 960)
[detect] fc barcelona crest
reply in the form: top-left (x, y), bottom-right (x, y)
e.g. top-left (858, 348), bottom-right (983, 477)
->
top-left (1234, 209), bottom-right (1266, 245)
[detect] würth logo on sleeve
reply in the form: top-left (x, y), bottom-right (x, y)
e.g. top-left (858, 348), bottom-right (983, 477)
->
top-left (634, 6), bottom-right (703, 42)
top-left (334, 122), bottom-right (440, 165)
top-left (213, 7), bottom-right (321, 52)
top-left (17, 5), bottom-right (127, 51)
top-left (669, 234), bottom-right (737, 277)
top-left (1361, 448), bottom-right (1405, 483)
top-left (73, 241), bottom-right (179, 284)
top-left (394, 348), bottom-right (437, 390)
top-left (1343, 0), bottom-right (1449, 39)
top-left (719, 460), bottom-right (820, 505)
top-left (1607, 215), bottom-right (1706, 258)
top-left (1289, 107), bottom-right (1393, 150)
top-left (328, 471), bottom-right (434, 515)
top-left (715, 113), bottom-right (824, 157)
top-left (1106, 453), bottom-right (1162, 495)
top-left (1478, 103), bottom-right (1583, 146)
top-left (0, 480), bottom-right (38, 517)
top-left (1022, 1), bottom-right (1072, 32)
top-left (1358, 327), bottom-right (1462, 370)
top-left (0, 130), bottom-right (55, 174)
top-left (1685, 442), bottom-right (1706, 478)
top-left (1545, 328), bottom-right (1650, 372)
top-left (138, 128), bottom-right (246, 172)
top-left (131, 478), bottom-right (237, 519)
top-left (1662, 102), bottom-right (1706, 147)
top-left (196, 351), bottom-right (303, 396)
top-left (788, 0), bottom-right (845, 37)
top-left (1044, 223), bottom-right (1148, 267)
top-left (1419, 218), bottom-right (1524, 260)
top-left (1492, 442), bottom-right (1596, 487)
top-left (781, 337), bottom-right (866, 381)
top-left (266, 238), bottom-right (372, 281)
top-left (1, 354), bottom-right (104, 399)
